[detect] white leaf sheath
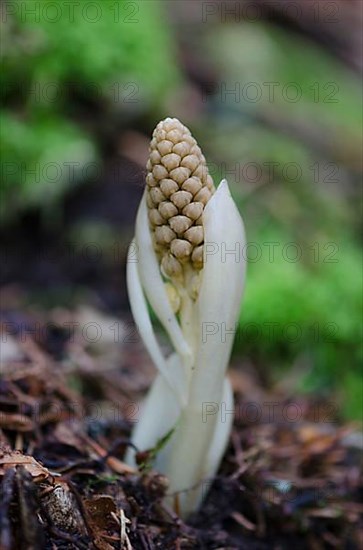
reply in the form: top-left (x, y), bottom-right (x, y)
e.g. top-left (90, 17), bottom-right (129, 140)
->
top-left (161, 180), bottom-right (246, 516)
top-left (135, 192), bottom-right (193, 371)
top-left (126, 240), bottom-right (188, 406)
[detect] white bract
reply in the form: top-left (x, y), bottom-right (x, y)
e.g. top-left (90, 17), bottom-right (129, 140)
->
top-left (126, 125), bottom-right (246, 518)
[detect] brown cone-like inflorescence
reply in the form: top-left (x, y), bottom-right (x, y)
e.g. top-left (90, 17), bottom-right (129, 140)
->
top-left (146, 118), bottom-right (215, 285)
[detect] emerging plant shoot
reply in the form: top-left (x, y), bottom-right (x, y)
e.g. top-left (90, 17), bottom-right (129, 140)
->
top-left (126, 118), bottom-right (246, 517)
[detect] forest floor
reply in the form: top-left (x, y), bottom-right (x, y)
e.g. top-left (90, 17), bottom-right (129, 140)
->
top-left (0, 301), bottom-right (362, 549)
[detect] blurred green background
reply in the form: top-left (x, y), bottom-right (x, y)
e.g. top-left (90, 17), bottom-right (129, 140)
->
top-left (1, 0), bottom-right (362, 418)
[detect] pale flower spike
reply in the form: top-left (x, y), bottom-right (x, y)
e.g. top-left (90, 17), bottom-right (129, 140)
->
top-left (126, 118), bottom-right (246, 518)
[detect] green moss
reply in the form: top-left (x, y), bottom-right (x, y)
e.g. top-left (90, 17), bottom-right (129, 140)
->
top-left (1, 0), bottom-right (181, 219)
top-left (237, 226), bottom-right (362, 419)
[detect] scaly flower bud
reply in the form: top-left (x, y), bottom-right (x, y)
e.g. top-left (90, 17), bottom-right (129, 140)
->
top-left (146, 118), bottom-right (215, 286)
